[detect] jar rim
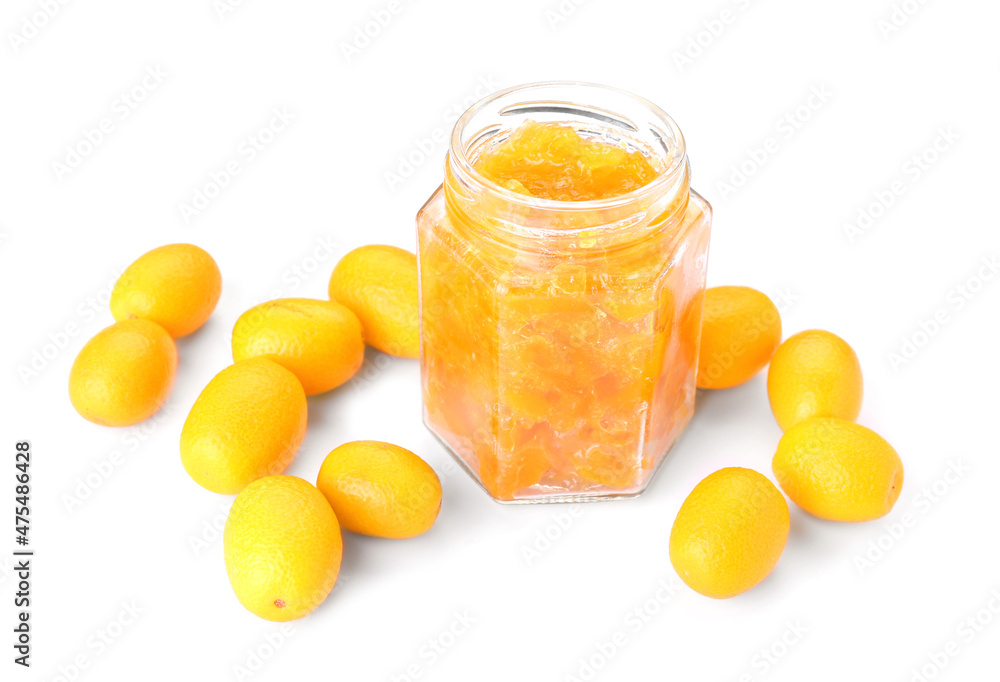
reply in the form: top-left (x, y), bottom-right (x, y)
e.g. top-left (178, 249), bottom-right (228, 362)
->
top-left (449, 81), bottom-right (689, 212)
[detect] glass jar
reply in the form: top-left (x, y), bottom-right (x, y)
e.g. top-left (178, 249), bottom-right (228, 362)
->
top-left (416, 82), bottom-right (712, 503)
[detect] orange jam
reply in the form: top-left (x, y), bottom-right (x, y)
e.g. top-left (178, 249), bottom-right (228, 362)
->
top-left (474, 121), bottom-right (662, 201)
top-left (417, 86), bottom-right (712, 502)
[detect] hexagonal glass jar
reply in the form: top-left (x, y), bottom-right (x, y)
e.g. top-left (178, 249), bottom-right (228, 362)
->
top-left (416, 82), bottom-right (711, 503)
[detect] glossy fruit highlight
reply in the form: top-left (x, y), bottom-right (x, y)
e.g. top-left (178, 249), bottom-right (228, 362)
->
top-left (110, 243), bottom-right (221, 338)
top-left (225, 476), bottom-right (343, 621)
top-left (69, 318), bottom-right (177, 426)
top-left (181, 358), bottom-right (307, 494)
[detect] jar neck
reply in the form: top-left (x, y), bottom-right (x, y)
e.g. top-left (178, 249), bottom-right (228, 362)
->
top-left (443, 82), bottom-right (692, 256)
top-left (444, 157), bottom-right (690, 256)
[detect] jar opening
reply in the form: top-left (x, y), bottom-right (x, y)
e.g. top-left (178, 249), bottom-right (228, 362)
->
top-left (449, 81), bottom-right (689, 213)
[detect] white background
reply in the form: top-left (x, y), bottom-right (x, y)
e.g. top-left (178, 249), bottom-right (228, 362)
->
top-left (2, 0), bottom-right (999, 680)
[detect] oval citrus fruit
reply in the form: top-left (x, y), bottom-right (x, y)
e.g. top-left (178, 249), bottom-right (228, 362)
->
top-left (225, 476), bottom-right (342, 621)
top-left (767, 329), bottom-right (863, 431)
top-left (697, 286), bottom-right (782, 389)
top-left (69, 318), bottom-right (177, 426)
top-left (328, 245), bottom-right (419, 358)
top-left (110, 243), bottom-right (222, 338)
top-left (773, 417), bottom-right (903, 522)
top-left (669, 467), bottom-right (789, 599)
top-left (316, 441), bottom-right (441, 539)
top-left (181, 358), bottom-right (307, 494)
top-left (232, 298), bottom-right (364, 396)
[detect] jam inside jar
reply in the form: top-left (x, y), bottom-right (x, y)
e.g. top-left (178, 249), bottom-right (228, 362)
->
top-left (417, 82), bottom-right (712, 503)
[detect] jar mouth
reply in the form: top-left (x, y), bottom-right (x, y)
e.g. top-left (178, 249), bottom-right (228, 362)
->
top-left (449, 81), bottom-right (689, 213)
